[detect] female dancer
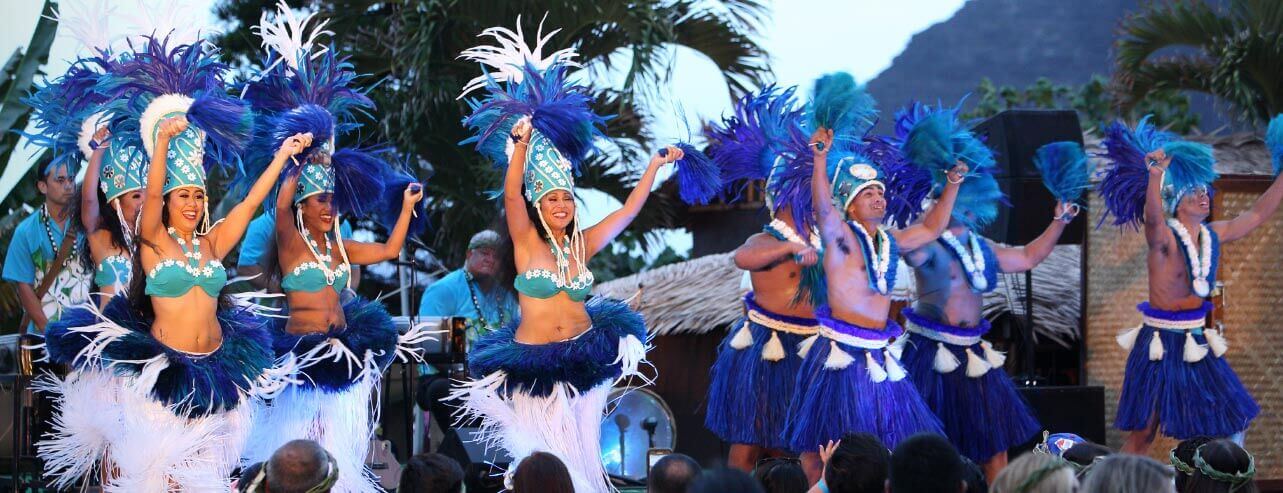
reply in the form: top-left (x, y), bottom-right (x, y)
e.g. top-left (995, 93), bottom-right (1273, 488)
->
top-left (451, 19), bottom-right (719, 492)
top-left (41, 36), bottom-right (297, 491)
top-left (80, 126), bottom-right (147, 304)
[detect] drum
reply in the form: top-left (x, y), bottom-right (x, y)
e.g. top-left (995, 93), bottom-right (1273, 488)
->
top-left (600, 387), bottom-right (675, 482)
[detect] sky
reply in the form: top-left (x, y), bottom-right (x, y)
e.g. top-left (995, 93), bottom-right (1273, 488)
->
top-left (0, 0), bottom-right (965, 258)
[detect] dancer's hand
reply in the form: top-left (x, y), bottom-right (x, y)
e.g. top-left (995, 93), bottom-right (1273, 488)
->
top-left (403, 183), bottom-right (425, 208)
top-left (794, 245), bottom-right (819, 266)
top-left (511, 117), bottom-right (533, 144)
top-left (946, 161), bottom-right (969, 184)
top-left (91, 126), bottom-right (111, 149)
top-left (1146, 149), bottom-right (1170, 174)
top-left (652, 145), bottom-right (683, 167)
top-left (809, 128), bottom-right (834, 157)
top-left (157, 116), bottom-right (188, 140)
top-left (1055, 201), bottom-right (1079, 223)
top-left (277, 133), bottom-right (313, 159)
top-left (819, 439), bottom-right (839, 465)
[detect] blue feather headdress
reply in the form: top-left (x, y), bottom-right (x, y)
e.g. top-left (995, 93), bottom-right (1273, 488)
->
top-left (1268, 114), bottom-right (1283, 177)
top-left (21, 58), bottom-right (117, 176)
top-left (865, 136), bottom-right (933, 228)
top-left (1034, 141), bottom-right (1091, 205)
top-left (1096, 116), bottom-right (1217, 227)
top-left (704, 85), bottom-right (814, 230)
top-left (895, 101), bottom-right (1005, 230)
top-left (239, 3), bottom-right (404, 222)
top-left (806, 72), bottom-right (877, 142)
top-left (110, 35), bottom-right (252, 180)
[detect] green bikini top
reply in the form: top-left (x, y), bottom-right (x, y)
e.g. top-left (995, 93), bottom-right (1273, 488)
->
top-left (145, 230), bottom-right (226, 298)
top-left (282, 261), bottom-right (350, 294)
top-left (514, 269), bottom-right (594, 302)
top-left (94, 254), bottom-right (131, 288)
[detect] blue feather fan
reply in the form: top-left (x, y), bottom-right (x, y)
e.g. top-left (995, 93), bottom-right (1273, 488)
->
top-left (1033, 141), bottom-right (1091, 204)
top-left (1268, 114), bottom-right (1283, 176)
top-left (671, 143), bottom-right (721, 205)
top-left (807, 72), bottom-right (877, 140)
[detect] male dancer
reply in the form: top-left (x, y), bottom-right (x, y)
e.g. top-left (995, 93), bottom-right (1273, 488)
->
top-left (900, 187), bottom-right (1074, 480)
top-left (1112, 140), bottom-right (1283, 454)
top-left (786, 128), bottom-right (964, 481)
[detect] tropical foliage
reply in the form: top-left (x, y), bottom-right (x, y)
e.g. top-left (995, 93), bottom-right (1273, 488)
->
top-left (963, 76), bottom-right (1200, 134)
top-left (1113, 0), bottom-right (1283, 125)
top-left (214, 0), bottom-right (771, 267)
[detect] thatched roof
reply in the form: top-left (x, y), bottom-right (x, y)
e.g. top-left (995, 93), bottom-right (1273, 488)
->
top-left (1085, 131), bottom-right (1273, 178)
top-left (594, 252), bottom-right (745, 336)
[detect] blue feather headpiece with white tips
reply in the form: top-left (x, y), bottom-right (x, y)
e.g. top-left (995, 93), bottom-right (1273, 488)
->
top-left (1096, 116), bottom-right (1217, 227)
top-left (240, 2), bottom-right (410, 226)
top-left (458, 17), bottom-right (606, 204)
top-left (704, 85), bottom-right (814, 230)
top-left (1034, 141), bottom-right (1091, 205)
top-left (21, 58), bottom-right (117, 177)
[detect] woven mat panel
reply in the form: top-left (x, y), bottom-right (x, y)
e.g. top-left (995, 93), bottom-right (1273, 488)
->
top-left (594, 252), bottom-right (744, 336)
top-left (1216, 190), bottom-right (1283, 477)
top-left (1085, 189), bottom-right (1283, 476)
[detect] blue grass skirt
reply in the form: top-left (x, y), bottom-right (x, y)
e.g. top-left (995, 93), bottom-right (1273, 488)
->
top-left (899, 308), bottom-right (1040, 462)
top-left (268, 295), bottom-right (400, 392)
top-left (784, 306), bottom-right (943, 453)
top-left (451, 296), bottom-right (649, 493)
top-left (1115, 302), bottom-right (1258, 439)
top-left (39, 294), bottom-right (277, 491)
top-left (705, 293), bottom-right (817, 450)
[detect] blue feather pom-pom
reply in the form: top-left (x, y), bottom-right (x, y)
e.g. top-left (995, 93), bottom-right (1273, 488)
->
top-left (376, 166), bottom-right (429, 238)
top-left (266, 104), bottom-right (337, 167)
top-left (671, 143), bottom-right (722, 205)
top-left (807, 72), bottom-right (876, 139)
top-left (1096, 121), bottom-right (1150, 229)
top-left (1034, 141), bottom-right (1091, 204)
top-left (187, 94), bottom-right (253, 171)
top-left (1265, 114), bottom-right (1283, 176)
top-left (329, 147), bottom-right (393, 218)
top-left (902, 110), bottom-right (958, 172)
top-left (1162, 141), bottom-right (1217, 197)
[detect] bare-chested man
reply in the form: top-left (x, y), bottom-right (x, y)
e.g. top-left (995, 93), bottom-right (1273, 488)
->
top-left (900, 174), bottom-right (1074, 480)
top-left (785, 128), bottom-right (965, 482)
top-left (1112, 141), bottom-right (1283, 454)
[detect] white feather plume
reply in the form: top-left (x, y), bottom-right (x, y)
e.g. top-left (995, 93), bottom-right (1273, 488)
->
top-left (457, 13), bottom-right (581, 99)
top-left (253, 0), bottom-right (333, 74)
top-left (124, 0), bottom-right (209, 48)
top-left (47, 0), bottom-right (120, 54)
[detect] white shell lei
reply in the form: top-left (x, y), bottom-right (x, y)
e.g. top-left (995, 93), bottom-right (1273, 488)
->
top-left (1167, 219), bottom-right (1213, 297)
top-left (149, 227), bottom-right (222, 278)
top-left (940, 230), bottom-right (989, 292)
top-left (848, 220), bottom-right (892, 295)
top-left (768, 218), bottom-right (822, 249)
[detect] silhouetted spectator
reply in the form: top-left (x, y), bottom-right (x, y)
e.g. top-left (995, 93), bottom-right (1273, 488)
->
top-left (399, 452), bottom-right (464, 493)
top-left (649, 453), bottom-right (701, 493)
top-left (512, 452), bottom-right (573, 493)
top-left (887, 434), bottom-right (965, 493)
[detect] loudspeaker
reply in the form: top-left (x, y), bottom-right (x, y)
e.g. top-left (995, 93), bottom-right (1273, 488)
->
top-left (438, 427), bottom-right (511, 493)
top-left (971, 110), bottom-right (1087, 245)
top-left (1012, 385), bottom-right (1107, 455)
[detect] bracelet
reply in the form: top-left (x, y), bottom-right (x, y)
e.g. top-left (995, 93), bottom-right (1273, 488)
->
top-left (947, 172), bottom-right (964, 184)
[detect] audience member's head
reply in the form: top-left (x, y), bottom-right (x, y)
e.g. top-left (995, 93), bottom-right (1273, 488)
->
top-left (687, 467), bottom-right (766, 493)
top-left (753, 458), bottom-right (808, 493)
top-left (398, 452), bottom-right (464, 493)
top-left (887, 434), bottom-right (965, 493)
top-left (240, 439), bottom-right (338, 493)
top-left (959, 455), bottom-right (987, 493)
top-left (826, 433), bottom-right (890, 493)
top-left (1061, 442), bottom-right (1113, 477)
top-left (511, 452), bottom-right (573, 493)
top-left (990, 452), bottom-right (1076, 493)
top-left (465, 230), bottom-right (502, 278)
top-left (1182, 439), bottom-right (1258, 493)
top-left (1078, 454), bottom-right (1174, 493)
top-left (648, 453), bottom-right (701, 493)
top-left (1171, 436), bottom-right (1216, 491)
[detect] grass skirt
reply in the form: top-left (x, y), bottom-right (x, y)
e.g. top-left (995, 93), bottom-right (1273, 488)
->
top-left (704, 293), bottom-right (817, 450)
top-left (785, 306), bottom-right (943, 453)
top-left (899, 308), bottom-right (1040, 462)
top-left (243, 295), bottom-right (433, 493)
top-left (37, 294), bottom-right (276, 491)
top-left (1115, 302), bottom-right (1258, 439)
top-left (449, 297), bottom-right (649, 493)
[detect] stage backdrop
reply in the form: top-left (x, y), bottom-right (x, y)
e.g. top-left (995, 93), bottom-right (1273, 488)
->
top-left (1085, 133), bottom-right (1282, 478)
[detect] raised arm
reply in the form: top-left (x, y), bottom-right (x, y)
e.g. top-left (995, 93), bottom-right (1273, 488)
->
top-left (505, 119), bottom-right (535, 245)
top-left (994, 202), bottom-right (1073, 272)
top-left (80, 127), bottom-right (110, 231)
top-left (273, 172), bottom-right (303, 256)
top-left (1211, 172), bottom-right (1283, 242)
top-left (140, 117), bottom-right (187, 243)
top-left (894, 163), bottom-right (967, 250)
top-left (733, 233), bottom-right (817, 271)
top-left (208, 133), bottom-right (310, 258)
top-left (1143, 150), bottom-right (1171, 247)
top-left (809, 128), bottom-right (850, 250)
top-left (342, 183), bottom-right (425, 265)
top-left (582, 146), bottom-right (679, 257)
